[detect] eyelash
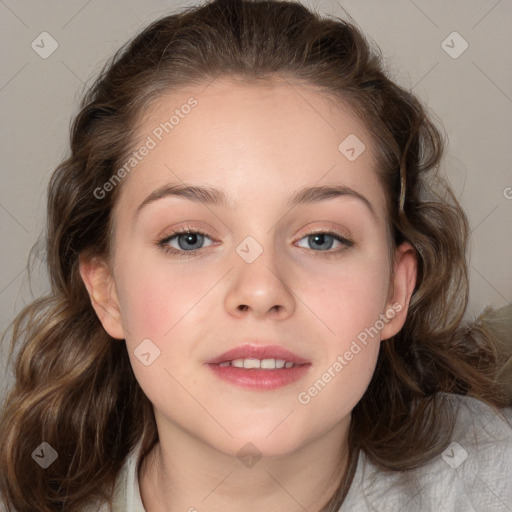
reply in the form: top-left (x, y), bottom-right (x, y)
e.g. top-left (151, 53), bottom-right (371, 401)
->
top-left (157, 226), bottom-right (354, 258)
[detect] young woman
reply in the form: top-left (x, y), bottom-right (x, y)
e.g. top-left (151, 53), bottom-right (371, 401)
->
top-left (1, 0), bottom-right (511, 510)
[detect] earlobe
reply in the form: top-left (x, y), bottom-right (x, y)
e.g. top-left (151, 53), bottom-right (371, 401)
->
top-left (79, 255), bottom-right (126, 340)
top-left (380, 242), bottom-right (417, 341)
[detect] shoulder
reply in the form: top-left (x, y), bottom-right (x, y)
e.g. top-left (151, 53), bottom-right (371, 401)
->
top-left (110, 443), bottom-right (147, 512)
top-left (341, 393), bottom-right (512, 511)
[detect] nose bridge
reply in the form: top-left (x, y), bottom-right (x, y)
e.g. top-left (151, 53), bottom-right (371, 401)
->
top-left (234, 232), bottom-right (282, 290)
top-left (224, 230), bottom-right (296, 318)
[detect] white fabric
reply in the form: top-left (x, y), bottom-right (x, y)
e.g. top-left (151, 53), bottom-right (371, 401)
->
top-left (111, 393), bottom-right (512, 511)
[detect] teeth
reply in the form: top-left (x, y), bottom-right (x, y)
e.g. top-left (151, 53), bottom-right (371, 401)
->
top-left (244, 358), bottom-right (260, 369)
top-left (220, 358), bottom-right (295, 369)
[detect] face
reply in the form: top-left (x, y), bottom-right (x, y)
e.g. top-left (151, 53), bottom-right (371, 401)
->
top-left (81, 75), bottom-right (416, 459)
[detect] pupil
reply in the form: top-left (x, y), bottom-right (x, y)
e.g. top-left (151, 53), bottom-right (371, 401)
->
top-left (179, 232), bottom-right (202, 250)
top-left (311, 234), bottom-right (332, 250)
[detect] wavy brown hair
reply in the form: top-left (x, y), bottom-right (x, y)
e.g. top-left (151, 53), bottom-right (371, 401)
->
top-left (1, 0), bottom-right (511, 510)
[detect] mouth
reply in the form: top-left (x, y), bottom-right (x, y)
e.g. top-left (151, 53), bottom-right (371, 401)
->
top-left (216, 358), bottom-right (300, 369)
top-left (206, 343), bottom-right (311, 390)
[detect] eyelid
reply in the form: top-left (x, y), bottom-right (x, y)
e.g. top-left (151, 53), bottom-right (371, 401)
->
top-left (296, 224), bottom-right (353, 244)
top-left (157, 224), bottom-right (217, 246)
top-left (156, 221), bottom-right (217, 241)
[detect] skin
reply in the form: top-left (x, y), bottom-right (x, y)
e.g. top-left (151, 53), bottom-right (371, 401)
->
top-left (80, 75), bottom-right (417, 511)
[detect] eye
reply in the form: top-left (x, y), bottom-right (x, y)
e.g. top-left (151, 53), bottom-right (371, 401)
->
top-left (157, 227), bottom-right (353, 257)
top-left (158, 227), bottom-right (215, 256)
top-left (296, 230), bottom-right (353, 253)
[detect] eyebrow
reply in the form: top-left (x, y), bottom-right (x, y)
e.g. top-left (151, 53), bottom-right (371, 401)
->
top-left (136, 183), bottom-right (377, 219)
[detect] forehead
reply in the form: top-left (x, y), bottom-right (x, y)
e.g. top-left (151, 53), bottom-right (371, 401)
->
top-left (114, 76), bottom-right (386, 218)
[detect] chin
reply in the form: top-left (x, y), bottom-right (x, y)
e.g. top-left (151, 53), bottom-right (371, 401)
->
top-left (207, 429), bottom-right (307, 461)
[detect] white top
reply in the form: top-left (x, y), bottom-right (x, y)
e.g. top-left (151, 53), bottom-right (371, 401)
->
top-left (109, 393), bottom-right (512, 511)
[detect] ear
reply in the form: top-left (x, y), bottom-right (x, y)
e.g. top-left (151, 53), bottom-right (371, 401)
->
top-left (380, 242), bottom-right (417, 341)
top-left (79, 254), bottom-right (126, 340)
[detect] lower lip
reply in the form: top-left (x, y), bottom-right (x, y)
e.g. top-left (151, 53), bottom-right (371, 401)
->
top-left (206, 363), bottom-right (311, 390)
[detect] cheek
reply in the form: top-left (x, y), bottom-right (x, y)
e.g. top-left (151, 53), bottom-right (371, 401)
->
top-left (302, 249), bottom-right (391, 342)
top-left (114, 257), bottom-right (210, 402)
top-left (295, 256), bottom-right (388, 426)
top-left (114, 250), bottom-right (211, 340)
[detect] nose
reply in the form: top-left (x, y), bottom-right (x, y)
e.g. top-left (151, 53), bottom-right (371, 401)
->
top-left (224, 240), bottom-right (296, 320)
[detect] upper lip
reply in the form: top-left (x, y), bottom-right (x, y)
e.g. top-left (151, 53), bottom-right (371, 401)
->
top-left (206, 343), bottom-right (311, 365)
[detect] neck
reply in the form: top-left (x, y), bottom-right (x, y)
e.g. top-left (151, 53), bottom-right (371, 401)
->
top-left (139, 419), bottom-right (351, 512)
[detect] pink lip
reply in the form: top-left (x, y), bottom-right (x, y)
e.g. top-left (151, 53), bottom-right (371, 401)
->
top-left (205, 343), bottom-right (311, 391)
top-left (206, 343), bottom-right (310, 365)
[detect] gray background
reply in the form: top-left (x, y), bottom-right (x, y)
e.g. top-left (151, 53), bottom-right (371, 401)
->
top-left (1, 0), bottom-right (511, 396)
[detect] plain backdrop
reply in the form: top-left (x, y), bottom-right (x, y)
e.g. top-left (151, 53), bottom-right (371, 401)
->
top-left (1, 0), bottom-right (511, 398)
